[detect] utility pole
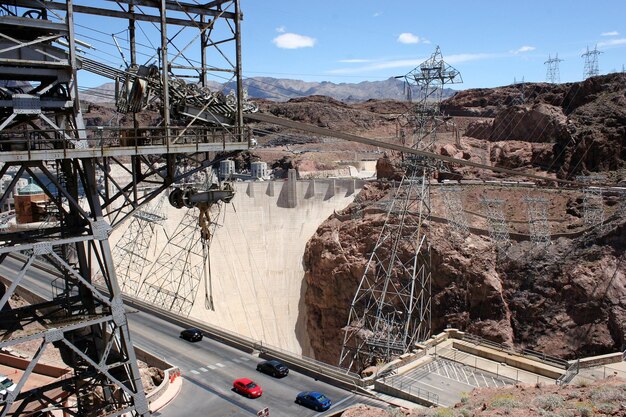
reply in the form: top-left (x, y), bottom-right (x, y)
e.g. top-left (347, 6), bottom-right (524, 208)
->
top-left (441, 185), bottom-right (470, 238)
top-left (524, 196), bottom-right (551, 248)
top-left (481, 198), bottom-right (512, 256)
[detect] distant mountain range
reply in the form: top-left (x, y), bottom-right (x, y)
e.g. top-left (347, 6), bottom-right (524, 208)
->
top-left (80, 77), bottom-right (457, 104)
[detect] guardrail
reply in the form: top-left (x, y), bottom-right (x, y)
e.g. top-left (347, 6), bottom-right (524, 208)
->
top-left (556, 359), bottom-right (580, 385)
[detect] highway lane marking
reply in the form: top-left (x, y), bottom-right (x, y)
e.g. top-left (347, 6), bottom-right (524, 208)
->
top-left (239, 357), bottom-right (251, 361)
top-left (216, 362), bottom-right (225, 368)
top-left (329, 394), bottom-right (354, 411)
top-left (199, 368), bottom-right (208, 372)
top-left (191, 370), bottom-right (200, 374)
top-left (232, 358), bottom-right (241, 363)
top-left (208, 365), bottom-right (217, 370)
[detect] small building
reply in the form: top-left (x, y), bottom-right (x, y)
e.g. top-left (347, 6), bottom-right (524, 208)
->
top-left (250, 161), bottom-right (268, 179)
top-left (14, 182), bottom-right (48, 224)
top-left (219, 159), bottom-right (235, 181)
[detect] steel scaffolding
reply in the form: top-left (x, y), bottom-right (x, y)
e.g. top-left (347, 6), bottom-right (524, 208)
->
top-left (0, 1), bottom-right (247, 416)
top-left (339, 46), bottom-right (462, 373)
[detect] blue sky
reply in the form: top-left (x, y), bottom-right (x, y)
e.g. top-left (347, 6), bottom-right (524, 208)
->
top-left (240, 0), bottom-right (626, 88)
top-left (68, 1), bottom-right (626, 90)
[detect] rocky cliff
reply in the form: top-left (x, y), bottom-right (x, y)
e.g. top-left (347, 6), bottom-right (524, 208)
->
top-left (304, 182), bottom-right (626, 365)
top-left (443, 73), bottom-right (626, 179)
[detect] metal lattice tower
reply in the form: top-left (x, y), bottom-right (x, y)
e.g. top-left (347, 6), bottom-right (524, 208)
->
top-left (524, 197), bottom-right (551, 247)
top-left (481, 198), bottom-right (512, 256)
top-left (440, 186), bottom-right (469, 238)
top-left (137, 206), bottom-right (212, 315)
top-left (0, 2), bottom-right (248, 416)
top-left (340, 46), bottom-right (462, 373)
top-left (577, 176), bottom-right (606, 231)
top-left (112, 195), bottom-right (167, 295)
top-left (582, 45), bottom-right (603, 79)
top-left (545, 53), bottom-right (564, 83)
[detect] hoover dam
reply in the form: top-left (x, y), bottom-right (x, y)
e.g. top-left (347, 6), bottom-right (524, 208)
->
top-left (108, 173), bottom-right (366, 357)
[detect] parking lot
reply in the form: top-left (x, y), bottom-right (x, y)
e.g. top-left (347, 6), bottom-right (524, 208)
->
top-left (383, 357), bottom-right (516, 406)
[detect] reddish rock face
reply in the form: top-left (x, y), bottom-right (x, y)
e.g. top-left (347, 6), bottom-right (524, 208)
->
top-left (443, 73), bottom-right (626, 179)
top-left (303, 182), bottom-right (626, 366)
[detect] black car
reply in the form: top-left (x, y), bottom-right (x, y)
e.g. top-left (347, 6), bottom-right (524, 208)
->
top-left (256, 359), bottom-right (289, 377)
top-left (180, 328), bottom-right (203, 342)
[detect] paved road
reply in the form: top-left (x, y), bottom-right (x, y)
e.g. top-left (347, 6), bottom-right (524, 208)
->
top-left (1, 255), bottom-right (388, 416)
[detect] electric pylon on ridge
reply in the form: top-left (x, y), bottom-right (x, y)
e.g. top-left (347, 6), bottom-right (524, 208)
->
top-left (582, 45), bottom-right (602, 79)
top-left (481, 198), bottom-right (511, 256)
top-left (545, 53), bottom-right (564, 84)
top-left (524, 196), bottom-right (551, 247)
top-left (441, 185), bottom-right (470, 238)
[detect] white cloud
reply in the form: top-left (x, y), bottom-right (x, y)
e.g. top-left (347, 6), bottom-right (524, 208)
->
top-left (511, 45), bottom-right (536, 54)
top-left (275, 26), bottom-right (286, 33)
top-left (397, 32), bottom-right (420, 44)
top-left (601, 31), bottom-right (619, 36)
top-left (373, 12), bottom-right (382, 17)
top-left (328, 53), bottom-right (495, 75)
top-left (272, 33), bottom-right (316, 49)
top-left (597, 38), bottom-right (626, 48)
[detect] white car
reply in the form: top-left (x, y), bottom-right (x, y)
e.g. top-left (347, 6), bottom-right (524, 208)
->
top-left (0, 376), bottom-right (16, 401)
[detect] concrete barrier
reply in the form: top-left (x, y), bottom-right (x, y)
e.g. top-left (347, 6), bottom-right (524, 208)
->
top-left (577, 352), bottom-right (623, 368)
top-left (374, 379), bottom-right (439, 407)
top-left (452, 341), bottom-right (564, 379)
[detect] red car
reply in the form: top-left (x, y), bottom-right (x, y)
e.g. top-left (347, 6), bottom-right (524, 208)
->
top-left (233, 378), bottom-right (262, 398)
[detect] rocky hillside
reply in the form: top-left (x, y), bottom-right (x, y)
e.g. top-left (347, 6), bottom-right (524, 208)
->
top-left (341, 377), bottom-right (626, 416)
top-left (304, 181), bottom-right (626, 366)
top-left (300, 73), bottom-right (626, 368)
top-left (443, 73), bottom-right (626, 179)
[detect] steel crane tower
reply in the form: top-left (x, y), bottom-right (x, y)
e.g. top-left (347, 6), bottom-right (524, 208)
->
top-left (339, 47), bottom-right (462, 373)
top-left (0, 1), bottom-right (248, 416)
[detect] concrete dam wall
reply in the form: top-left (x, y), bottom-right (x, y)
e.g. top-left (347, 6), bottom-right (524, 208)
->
top-left (109, 176), bottom-right (364, 356)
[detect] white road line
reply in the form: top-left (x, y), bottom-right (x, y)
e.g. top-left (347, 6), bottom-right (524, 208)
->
top-left (200, 367), bottom-right (208, 372)
top-left (443, 362), bottom-right (451, 379)
top-left (216, 363), bottom-right (225, 368)
top-left (239, 357), bottom-right (250, 361)
top-left (208, 365), bottom-right (216, 370)
top-left (461, 366), bottom-right (470, 384)
top-left (232, 358), bottom-right (241, 363)
top-left (481, 373), bottom-right (488, 386)
top-left (330, 394), bottom-right (354, 411)
top-left (491, 377), bottom-right (498, 386)
top-left (472, 373), bottom-right (480, 387)
top-left (191, 370), bottom-right (200, 375)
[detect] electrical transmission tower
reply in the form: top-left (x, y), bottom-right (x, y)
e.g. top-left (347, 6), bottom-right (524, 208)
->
top-left (481, 198), bottom-right (512, 256)
top-left (577, 176), bottom-right (606, 231)
top-left (582, 45), bottom-right (602, 79)
top-left (524, 197), bottom-right (551, 247)
top-left (545, 53), bottom-right (564, 83)
top-left (0, 2), bottom-right (249, 416)
top-left (112, 195), bottom-right (167, 295)
top-left (440, 186), bottom-right (470, 238)
top-left (340, 46), bottom-right (462, 373)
